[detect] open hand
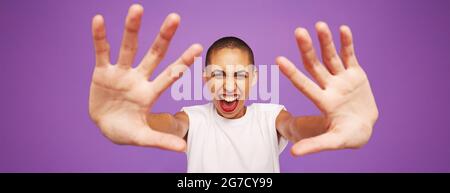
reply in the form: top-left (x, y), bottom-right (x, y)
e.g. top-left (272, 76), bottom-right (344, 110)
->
top-left (276, 22), bottom-right (378, 156)
top-left (89, 4), bottom-right (202, 152)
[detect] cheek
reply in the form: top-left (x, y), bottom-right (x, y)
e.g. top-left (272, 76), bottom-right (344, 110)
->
top-left (207, 79), bottom-right (224, 95)
top-left (236, 80), bottom-right (250, 97)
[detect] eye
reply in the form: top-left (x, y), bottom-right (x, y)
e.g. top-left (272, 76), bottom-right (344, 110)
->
top-left (211, 71), bottom-right (225, 79)
top-left (235, 72), bottom-right (248, 80)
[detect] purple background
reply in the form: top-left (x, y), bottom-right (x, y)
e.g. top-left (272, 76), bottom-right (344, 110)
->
top-left (0, 0), bottom-right (449, 172)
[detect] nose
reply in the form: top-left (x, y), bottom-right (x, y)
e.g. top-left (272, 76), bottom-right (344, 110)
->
top-left (224, 75), bottom-right (236, 93)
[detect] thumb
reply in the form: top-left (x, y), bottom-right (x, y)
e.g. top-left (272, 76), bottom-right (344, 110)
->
top-left (291, 132), bottom-right (343, 157)
top-left (276, 56), bottom-right (323, 103)
top-left (152, 44), bottom-right (203, 96)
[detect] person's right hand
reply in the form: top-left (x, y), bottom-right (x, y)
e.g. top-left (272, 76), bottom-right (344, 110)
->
top-left (88, 4), bottom-right (202, 152)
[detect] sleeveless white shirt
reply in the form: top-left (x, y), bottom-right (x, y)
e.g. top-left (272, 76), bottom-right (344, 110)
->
top-left (181, 103), bottom-right (288, 173)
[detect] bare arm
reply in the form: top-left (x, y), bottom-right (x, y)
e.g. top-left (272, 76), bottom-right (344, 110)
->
top-left (276, 110), bottom-right (329, 143)
top-left (146, 111), bottom-right (189, 139)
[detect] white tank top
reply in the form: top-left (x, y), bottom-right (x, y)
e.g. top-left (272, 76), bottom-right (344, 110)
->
top-left (181, 103), bottom-right (288, 173)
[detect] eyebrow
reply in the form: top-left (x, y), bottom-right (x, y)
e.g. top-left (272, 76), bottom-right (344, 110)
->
top-left (210, 69), bottom-right (249, 74)
top-left (235, 70), bottom-right (248, 73)
top-left (211, 69), bottom-right (225, 74)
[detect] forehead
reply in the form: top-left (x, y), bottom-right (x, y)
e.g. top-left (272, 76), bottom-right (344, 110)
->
top-left (209, 48), bottom-right (251, 66)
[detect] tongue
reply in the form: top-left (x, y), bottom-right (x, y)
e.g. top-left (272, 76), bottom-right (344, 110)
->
top-left (220, 100), bottom-right (238, 112)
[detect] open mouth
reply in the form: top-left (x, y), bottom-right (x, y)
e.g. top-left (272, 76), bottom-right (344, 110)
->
top-left (218, 94), bottom-right (239, 113)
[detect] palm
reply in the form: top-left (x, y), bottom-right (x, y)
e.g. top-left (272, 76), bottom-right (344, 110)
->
top-left (277, 22), bottom-right (378, 155)
top-left (90, 67), bottom-right (153, 143)
top-left (88, 4), bottom-right (202, 151)
top-left (319, 66), bottom-right (377, 147)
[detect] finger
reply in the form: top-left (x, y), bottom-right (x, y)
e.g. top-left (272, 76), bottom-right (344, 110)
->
top-left (92, 15), bottom-right (110, 67)
top-left (291, 132), bottom-right (343, 156)
top-left (151, 44), bottom-right (203, 97)
top-left (276, 56), bottom-right (323, 101)
top-left (117, 4), bottom-right (144, 68)
top-left (295, 27), bottom-right (331, 88)
top-left (316, 22), bottom-right (345, 74)
top-left (339, 25), bottom-right (359, 68)
top-left (135, 128), bottom-right (186, 152)
top-left (138, 13), bottom-right (180, 78)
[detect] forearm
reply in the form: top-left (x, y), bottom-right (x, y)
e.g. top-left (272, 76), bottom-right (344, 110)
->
top-left (146, 112), bottom-right (188, 138)
top-left (283, 115), bottom-right (329, 142)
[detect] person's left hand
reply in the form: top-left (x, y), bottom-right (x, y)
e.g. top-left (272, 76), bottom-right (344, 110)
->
top-left (276, 22), bottom-right (379, 156)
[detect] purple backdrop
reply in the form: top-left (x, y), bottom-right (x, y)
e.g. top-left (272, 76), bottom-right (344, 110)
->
top-left (0, 0), bottom-right (449, 172)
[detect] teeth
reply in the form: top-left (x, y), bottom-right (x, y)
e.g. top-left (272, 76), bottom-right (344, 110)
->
top-left (224, 96), bottom-right (236, 102)
top-left (219, 94), bottom-right (238, 102)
